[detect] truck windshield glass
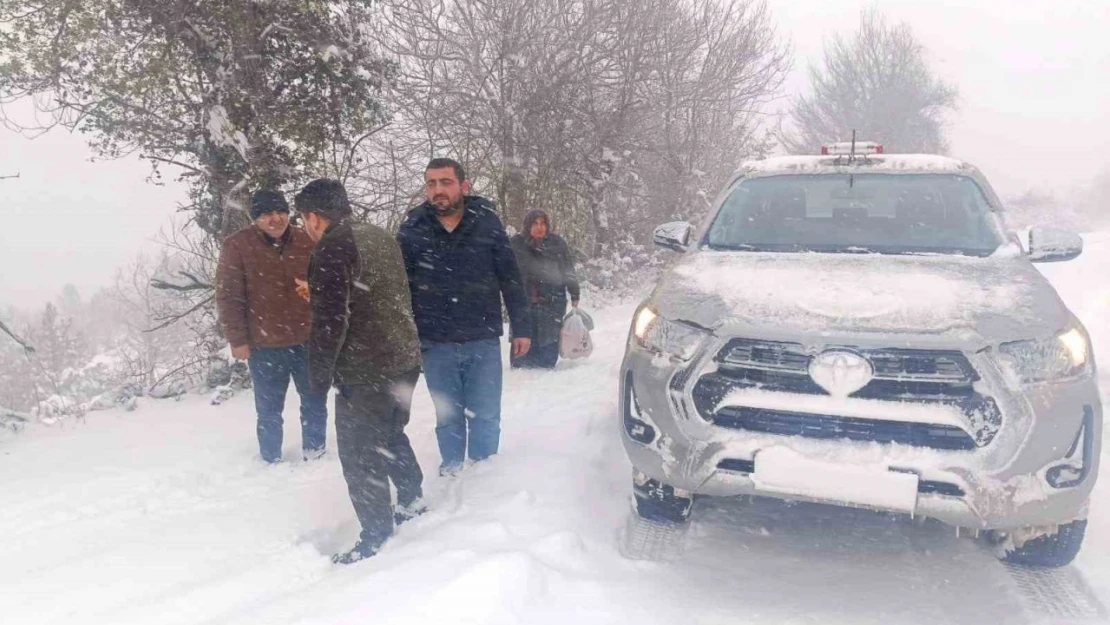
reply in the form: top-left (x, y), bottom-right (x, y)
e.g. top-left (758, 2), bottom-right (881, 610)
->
top-left (706, 173), bottom-right (1006, 256)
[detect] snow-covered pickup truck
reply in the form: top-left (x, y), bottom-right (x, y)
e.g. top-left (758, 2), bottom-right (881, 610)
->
top-left (620, 143), bottom-right (1101, 567)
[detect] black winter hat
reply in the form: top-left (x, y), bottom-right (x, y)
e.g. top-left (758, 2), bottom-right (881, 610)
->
top-left (294, 179), bottom-right (352, 221)
top-left (250, 189), bottom-right (290, 220)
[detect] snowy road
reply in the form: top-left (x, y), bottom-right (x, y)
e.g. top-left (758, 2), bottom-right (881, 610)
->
top-left (4, 235), bottom-right (1110, 625)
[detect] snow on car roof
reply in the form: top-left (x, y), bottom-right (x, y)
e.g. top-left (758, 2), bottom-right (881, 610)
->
top-left (737, 154), bottom-right (972, 176)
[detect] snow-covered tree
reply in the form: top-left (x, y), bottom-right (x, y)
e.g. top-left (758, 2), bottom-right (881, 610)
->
top-left (380, 0), bottom-right (787, 256)
top-left (1004, 173), bottom-right (1110, 233)
top-left (0, 0), bottom-right (391, 240)
top-left (787, 9), bottom-right (957, 154)
top-left (33, 304), bottom-right (88, 384)
top-left (1004, 189), bottom-right (1058, 232)
top-left (0, 312), bottom-right (38, 414)
top-left (104, 252), bottom-right (205, 393)
top-left (57, 284), bottom-right (82, 318)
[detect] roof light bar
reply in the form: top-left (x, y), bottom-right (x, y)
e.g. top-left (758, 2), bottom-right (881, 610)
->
top-left (821, 141), bottom-right (884, 156)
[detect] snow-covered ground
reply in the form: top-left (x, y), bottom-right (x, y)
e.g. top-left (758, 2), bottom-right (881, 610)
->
top-left (3, 234), bottom-right (1110, 625)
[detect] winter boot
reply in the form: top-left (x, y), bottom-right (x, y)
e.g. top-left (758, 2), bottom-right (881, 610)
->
top-left (332, 540), bottom-right (379, 565)
top-left (395, 499), bottom-right (428, 527)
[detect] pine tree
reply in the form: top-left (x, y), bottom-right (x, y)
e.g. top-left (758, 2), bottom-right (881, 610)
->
top-left (32, 303), bottom-right (89, 406)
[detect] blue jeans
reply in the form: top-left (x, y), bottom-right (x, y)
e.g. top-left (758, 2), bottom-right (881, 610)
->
top-left (421, 338), bottom-right (503, 471)
top-left (248, 345), bottom-right (329, 462)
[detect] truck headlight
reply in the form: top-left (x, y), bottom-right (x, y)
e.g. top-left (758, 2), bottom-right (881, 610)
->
top-left (632, 306), bottom-right (709, 361)
top-left (998, 328), bottom-right (1092, 384)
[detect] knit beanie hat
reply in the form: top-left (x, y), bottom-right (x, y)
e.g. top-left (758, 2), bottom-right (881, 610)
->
top-left (249, 189), bottom-right (290, 220)
top-left (294, 179), bottom-right (353, 221)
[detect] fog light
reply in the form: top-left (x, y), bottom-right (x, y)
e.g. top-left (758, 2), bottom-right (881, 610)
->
top-left (1046, 465), bottom-right (1083, 488)
top-left (1046, 406), bottom-right (1093, 489)
top-left (624, 374), bottom-right (657, 445)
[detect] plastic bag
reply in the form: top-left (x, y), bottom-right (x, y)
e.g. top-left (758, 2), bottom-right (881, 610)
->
top-left (560, 308), bottom-right (594, 360)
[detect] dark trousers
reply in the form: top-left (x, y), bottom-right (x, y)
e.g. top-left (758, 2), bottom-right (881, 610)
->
top-left (510, 341), bottom-right (560, 369)
top-left (248, 345), bottom-right (328, 462)
top-left (335, 368), bottom-right (424, 549)
top-left (510, 301), bottom-right (563, 370)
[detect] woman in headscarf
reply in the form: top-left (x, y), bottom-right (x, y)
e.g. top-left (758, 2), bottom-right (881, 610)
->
top-left (510, 209), bottom-right (581, 369)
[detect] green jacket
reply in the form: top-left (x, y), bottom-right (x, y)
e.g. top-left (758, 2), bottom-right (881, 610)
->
top-left (307, 219), bottom-right (421, 392)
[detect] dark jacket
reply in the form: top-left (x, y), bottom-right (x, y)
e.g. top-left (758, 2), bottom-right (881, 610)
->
top-left (307, 219), bottom-right (421, 394)
top-left (396, 196), bottom-right (531, 344)
top-left (216, 225), bottom-right (314, 349)
top-left (510, 232), bottom-right (580, 346)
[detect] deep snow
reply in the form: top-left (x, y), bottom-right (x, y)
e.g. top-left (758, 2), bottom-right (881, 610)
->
top-left (3, 234), bottom-right (1110, 625)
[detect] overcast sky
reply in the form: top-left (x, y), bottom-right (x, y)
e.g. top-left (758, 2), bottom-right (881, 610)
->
top-left (1, 0), bottom-right (1108, 310)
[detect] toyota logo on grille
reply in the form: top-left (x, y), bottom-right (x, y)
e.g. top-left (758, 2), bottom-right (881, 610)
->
top-left (808, 350), bottom-right (873, 398)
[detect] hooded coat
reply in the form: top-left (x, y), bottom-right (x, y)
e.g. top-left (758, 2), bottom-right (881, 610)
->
top-left (509, 210), bottom-right (581, 347)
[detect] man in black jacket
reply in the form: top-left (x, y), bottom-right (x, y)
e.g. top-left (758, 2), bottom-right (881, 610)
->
top-left (297, 178), bottom-right (425, 564)
top-left (397, 158), bottom-right (532, 475)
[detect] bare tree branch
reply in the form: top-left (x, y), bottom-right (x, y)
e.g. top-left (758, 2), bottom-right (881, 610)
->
top-left (145, 294), bottom-right (214, 332)
top-left (148, 355), bottom-right (208, 394)
top-left (0, 319), bottom-right (35, 354)
top-left (150, 271), bottom-right (213, 292)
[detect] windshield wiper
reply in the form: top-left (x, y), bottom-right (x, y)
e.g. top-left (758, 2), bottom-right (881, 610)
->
top-left (710, 243), bottom-right (871, 253)
top-left (825, 246), bottom-right (873, 254)
top-left (823, 246), bottom-right (994, 257)
top-left (709, 243), bottom-right (993, 257)
top-left (708, 243), bottom-right (764, 251)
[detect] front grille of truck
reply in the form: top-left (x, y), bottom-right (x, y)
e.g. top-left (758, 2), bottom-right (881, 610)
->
top-left (716, 339), bottom-right (977, 399)
top-left (694, 339), bottom-right (1002, 449)
top-left (714, 406), bottom-right (977, 451)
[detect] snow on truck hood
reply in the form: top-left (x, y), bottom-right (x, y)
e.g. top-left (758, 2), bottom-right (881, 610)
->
top-left (656, 248), bottom-right (1072, 342)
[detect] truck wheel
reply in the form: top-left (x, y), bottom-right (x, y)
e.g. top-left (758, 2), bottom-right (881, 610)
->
top-left (1000, 519), bottom-right (1087, 568)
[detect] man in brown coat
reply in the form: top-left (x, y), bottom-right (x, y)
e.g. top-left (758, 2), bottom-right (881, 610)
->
top-left (216, 189), bottom-right (328, 463)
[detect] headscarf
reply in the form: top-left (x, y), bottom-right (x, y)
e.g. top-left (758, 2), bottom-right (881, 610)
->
top-left (522, 209), bottom-right (551, 242)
